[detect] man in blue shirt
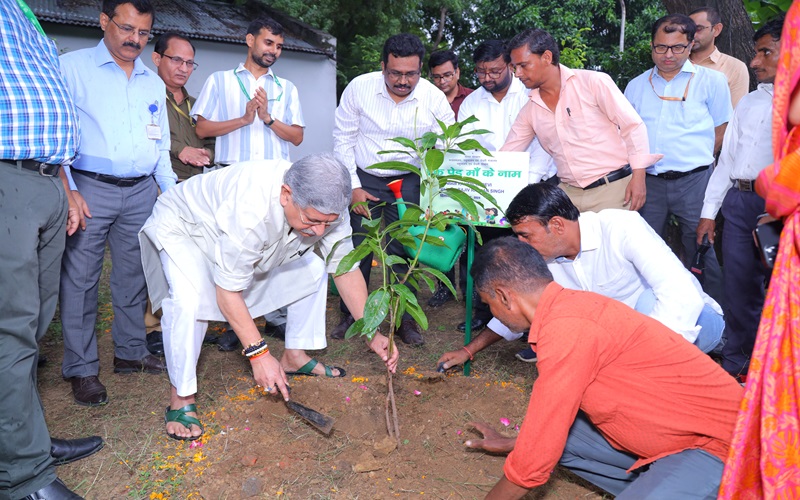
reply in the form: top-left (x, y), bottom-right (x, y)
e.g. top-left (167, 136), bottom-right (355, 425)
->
top-left (59, 0), bottom-right (176, 407)
top-left (624, 14), bottom-right (732, 305)
top-left (0, 1), bottom-right (104, 497)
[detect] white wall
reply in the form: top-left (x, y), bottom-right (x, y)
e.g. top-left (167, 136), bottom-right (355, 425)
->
top-left (44, 23), bottom-right (337, 158)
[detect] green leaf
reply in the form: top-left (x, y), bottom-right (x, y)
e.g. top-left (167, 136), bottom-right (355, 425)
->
top-left (444, 188), bottom-right (480, 219)
top-left (420, 131), bottom-right (440, 150)
top-left (400, 205), bottom-right (425, 222)
top-left (460, 128), bottom-right (493, 137)
top-left (382, 255), bottom-right (406, 267)
top-left (368, 161), bottom-right (421, 176)
top-left (344, 317), bottom-right (365, 340)
top-left (404, 301), bottom-right (428, 330)
top-left (376, 149), bottom-right (414, 157)
top-left (456, 139), bottom-right (492, 156)
top-left (335, 244), bottom-right (373, 276)
top-left (393, 283), bottom-right (419, 308)
top-left (388, 137), bottom-right (417, 150)
top-left (363, 289), bottom-right (391, 333)
top-left (424, 149), bottom-right (445, 172)
top-left (457, 115), bottom-right (480, 127)
top-left (417, 272), bottom-right (436, 293)
top-left (360, 217), bottom-right (382, 229)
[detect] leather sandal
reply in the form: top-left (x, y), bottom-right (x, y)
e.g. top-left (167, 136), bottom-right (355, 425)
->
top-left (165, 404), bottom-right (204, 441)
top-left (285, 358), bottom-right (346, 378)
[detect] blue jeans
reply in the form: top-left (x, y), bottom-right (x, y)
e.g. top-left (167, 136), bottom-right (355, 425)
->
top-left (559, 413), bottom-right (723, 499)
top-left (635, 289), bottom-right (724, 353)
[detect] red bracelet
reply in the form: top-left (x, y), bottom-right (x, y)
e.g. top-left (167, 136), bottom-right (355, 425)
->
top-left (248, 348), bottom-right (270, 361)
top-left (462, 346), bottom-right (474, 361)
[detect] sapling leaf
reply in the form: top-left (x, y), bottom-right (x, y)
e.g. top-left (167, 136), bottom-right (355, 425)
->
top-left (388, 137), bottom-right (417, 150)
top-left (417, 272), bottom-right (436, 293)
top-left (444, 188), bottom-right (480, 220)
top-left (336, 244), bottom-right (373, 276)
top-left (404, 301), bottom-right (428, 330)
top-left (420, 132), bottom-right (439, 151)
top-left (424, 149), bottom-right (444, 172)
top-left (363, 289), bottom-right (390, 333)
top-left (368, 161), bottom-right (421, 176)
top-left (382, 255), bottom-right (406, 267)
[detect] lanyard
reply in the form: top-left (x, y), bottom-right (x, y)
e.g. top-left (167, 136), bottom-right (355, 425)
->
top-left (233, 69), bottom-right (284, 102)
top-left (16, 0), bottom-right (46, 36)
top-left (167, 94), bottom-right (195, 127)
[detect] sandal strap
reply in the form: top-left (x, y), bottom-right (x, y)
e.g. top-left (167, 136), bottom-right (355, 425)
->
top-left (296, 358), bottom-right (318, 375)
top-left (165, 404), bottom-right (203, 432)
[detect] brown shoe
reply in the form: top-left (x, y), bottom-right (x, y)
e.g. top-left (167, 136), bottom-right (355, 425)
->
top-left (113, 354), bottom-right (167, 374)
top-left (70, 376), bottom-right (108, 407)
top-left (331, 314), bottom-right (355, 340)
top-left (397, 319), bottom-right (424, 346)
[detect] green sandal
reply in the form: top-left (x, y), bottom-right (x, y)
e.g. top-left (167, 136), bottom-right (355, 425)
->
top-left (285, 358), bottom-right (346, 378)
top-left (165, 404), bottom-right (204, 441)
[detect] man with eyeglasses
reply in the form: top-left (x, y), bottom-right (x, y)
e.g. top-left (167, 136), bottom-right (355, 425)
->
top-left (689, 7), bottom-right (750, 108)
top-left (192, 17), bottom-right (304, 166)
top-left (58, 0), bottom-right (176, 408)
top-left (152, 33), bottom-right (215, 181)
top-left (332, 34), bottom-right (455, 346)
top-left (139, 154), bottom-right (399, 441)
top-left (501, 28), bottom-right (660, 214)
top-left (192, 16), bottom-right (305, 353)
top-left (624, 14), bottom-right (732, 306)
top-left (428, 50), bottom-right (473, 119)
top-left (449, 39), bottom-right (556, 334)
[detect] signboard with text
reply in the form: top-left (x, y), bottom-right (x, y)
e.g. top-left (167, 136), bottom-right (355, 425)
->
top-left (426, 151), bottom-right (530, 227)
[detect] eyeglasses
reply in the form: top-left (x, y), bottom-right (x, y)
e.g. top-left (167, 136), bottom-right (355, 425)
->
top-left (694, 24), bottom-right (716, 33)
top-left (386, 69), bottom-right (421, 80)
top-left (159, 53), bottom-right (198, 70)
top-left (652, 43), bottom-right (689, 54)
top-left (648, 67), bottom-right (695, 101)
top-left (431, 71), bottom-right (455, 82)
top-left (108, 17), bottom-right (154, 41)
top-left (474, 68), bottom-right (507, 78)
top-left (295, 202), bottom-right (342, 227)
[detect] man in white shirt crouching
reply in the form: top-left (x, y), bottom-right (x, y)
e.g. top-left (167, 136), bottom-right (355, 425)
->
top-left (437, 182), bottom-right (724, 370)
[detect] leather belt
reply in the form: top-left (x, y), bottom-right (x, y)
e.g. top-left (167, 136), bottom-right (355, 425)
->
top-left (583, 165), bottom-right (632, 190)
top-left (734, 178), bottom-right (756, 192)
top-left (71, 168), bottom-right (151, 187)
top-left (1, 159), bottom-right (60, 177)
top-left (650, 164), bottom-right (710, 180)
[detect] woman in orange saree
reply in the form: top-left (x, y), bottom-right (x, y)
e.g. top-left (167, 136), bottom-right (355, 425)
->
top-left (719, 3), bottom-right (800, 498)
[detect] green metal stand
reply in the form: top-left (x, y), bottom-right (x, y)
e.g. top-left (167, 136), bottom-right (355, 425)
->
top-left (463, 227), bottom-right (476, 376)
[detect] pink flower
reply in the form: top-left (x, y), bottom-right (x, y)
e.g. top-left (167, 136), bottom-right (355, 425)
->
top-left (456, 430), bottom-right (463, 436)
top-left (413, 390), bottom-right (422, 396)
top-left (189, 441), bottom-right (203, 449)
top-left (499, 418), bottom-right (510, 427)
top-left (359, 385), bottom-right (368, 390)
top-left (345, 396), bottom-right (351, 402)
top-left (244, 427), bottom-right (251, 431)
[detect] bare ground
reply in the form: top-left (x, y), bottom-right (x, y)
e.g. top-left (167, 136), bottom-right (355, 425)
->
top-left (39, 259), bottom-right (605, 499)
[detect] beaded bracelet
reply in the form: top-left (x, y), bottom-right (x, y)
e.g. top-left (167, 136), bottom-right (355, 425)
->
top-left (245, 344), bottom-right (269, 358)
top-left (248, 348), bottom-right (270, 361)
top-left (242, 338), bottom-right (267, 356)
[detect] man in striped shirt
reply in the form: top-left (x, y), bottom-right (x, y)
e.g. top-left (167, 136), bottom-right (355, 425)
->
top-left (332, 34), bottom-right (455, 345)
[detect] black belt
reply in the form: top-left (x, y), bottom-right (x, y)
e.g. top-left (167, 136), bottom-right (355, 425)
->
top-left (1, 159), bottom-right (60, 176)
top-left (734, 178), bottom-right (756, 192)
top-left (583, 165), bottom-right (632, 190)
top-left (650, 164), bottom-right (710, 180)
top-left (71, 168), bottom-right (151, 187)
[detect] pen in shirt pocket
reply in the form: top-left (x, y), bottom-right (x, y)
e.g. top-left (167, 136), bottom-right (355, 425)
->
top-left (566, 107), bottom-right (571, 117)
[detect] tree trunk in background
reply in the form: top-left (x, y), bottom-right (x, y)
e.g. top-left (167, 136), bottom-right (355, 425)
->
top-left (619, 0), bottom-right (627, 52)
top-left (661, 0), bottom-right (755, 88)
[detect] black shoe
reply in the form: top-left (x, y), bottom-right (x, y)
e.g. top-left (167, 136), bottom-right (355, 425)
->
top-left (23, 477), bottom-right (83, 499)
top-left (217, 329), bottom-right (240, 352)
top-left (427, 284), bottom-right (455, 308)
top-left (51, 436), bottom-right (104, 466)
top-left (37, 355), bottom-right (48, 368)
top-left (113, 354), bottom-right (167, 374)
top-left (457, 316), bottom-right (489, 333)
top-left (397, 319), bottom-right (424, 346)
top-left (69, 376), bottom-right (108, 407)
top-left (146, 330), bottom-right (164, 357)
top-left (331, 314), bottom-right (355, 340)
top-left (263, 323), bottom-right (286, 341)
top-left (515, 346), bottom-right (538, 363)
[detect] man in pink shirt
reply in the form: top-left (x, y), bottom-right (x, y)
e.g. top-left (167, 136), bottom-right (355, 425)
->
top-left (502, 28), bottom-right (661, 212)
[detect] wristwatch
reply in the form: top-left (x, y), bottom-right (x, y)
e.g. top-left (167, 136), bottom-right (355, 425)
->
top-left (265, 118), bottom-right (275, 127)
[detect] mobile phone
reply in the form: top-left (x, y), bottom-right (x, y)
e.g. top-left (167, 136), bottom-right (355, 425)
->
top-left (754, 220), bottom-right (783, 269)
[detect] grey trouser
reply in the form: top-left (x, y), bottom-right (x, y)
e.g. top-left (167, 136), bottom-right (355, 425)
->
top-left (0, 166), bottom-right (66, 498)
top-left (639, 168), bottom-right (724, 305)
top-left (559, 413), bottom-right (723, 499)
top-left (60, 174), bottom-right (157, 378)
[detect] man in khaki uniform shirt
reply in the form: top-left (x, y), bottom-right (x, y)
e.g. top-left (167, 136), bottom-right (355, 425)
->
top-left (690, 7), bottom-right (750, 108)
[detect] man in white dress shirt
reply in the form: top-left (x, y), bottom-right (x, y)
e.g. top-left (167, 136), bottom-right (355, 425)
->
top-left (437, 183), bottom-right (724, 370)
top-left (139, 154), bottom-right (398, 440)
top-left (331, 33), bottom-right (455, 346)
top-left (452, 39), bottom-right (557, 333)
top-left (696, 16), bottom-right (784, 378)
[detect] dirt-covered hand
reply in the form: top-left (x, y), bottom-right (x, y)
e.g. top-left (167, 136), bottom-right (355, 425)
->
top-left (250, 352), bottom-right (289, 400)
top-left (436, 349), bottom-right (470, 371)
top-left (464, 422), bottom-right (516, 454)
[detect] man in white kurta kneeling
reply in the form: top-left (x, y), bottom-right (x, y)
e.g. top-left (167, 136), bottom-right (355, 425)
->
top-left (139, 153), bottom-right (398, 440)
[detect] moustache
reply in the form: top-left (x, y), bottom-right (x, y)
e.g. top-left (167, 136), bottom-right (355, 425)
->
top-left (123, 41), bottom-right (141, 50)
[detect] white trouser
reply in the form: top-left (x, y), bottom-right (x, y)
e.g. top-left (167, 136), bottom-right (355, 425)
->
top-left (160, 251), bottom-right (328, 396)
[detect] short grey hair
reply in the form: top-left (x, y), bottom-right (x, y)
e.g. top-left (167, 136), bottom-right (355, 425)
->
top-left (284, 153), bottom-right (351, 215)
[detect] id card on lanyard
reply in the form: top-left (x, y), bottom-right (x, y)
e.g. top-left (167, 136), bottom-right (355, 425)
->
top-left (146, 102), bottom-right (162, 140)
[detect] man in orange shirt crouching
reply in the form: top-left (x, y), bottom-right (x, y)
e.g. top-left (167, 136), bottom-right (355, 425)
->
top-left (466, 237), bottom-right (742, 499)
